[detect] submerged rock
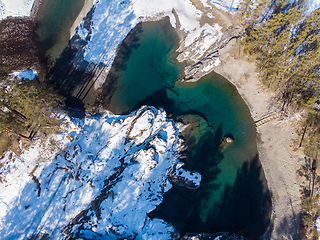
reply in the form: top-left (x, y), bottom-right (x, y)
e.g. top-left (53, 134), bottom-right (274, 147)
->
top-left (219, 133), bottom-right (234, 150)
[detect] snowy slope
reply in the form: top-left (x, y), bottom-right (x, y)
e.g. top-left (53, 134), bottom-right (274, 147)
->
top-left (0, 106), bottom-right (201, 239)
top-left (74, 0), bottom-right (320, 74)
top-left (0, 0), bottom-right (35, 20)
top-left (76, 0), bottom-right (223, 66)
top-left (307, 0), bottom-right (320, 12)
top-left (316, 217), bottom-right (320, 240)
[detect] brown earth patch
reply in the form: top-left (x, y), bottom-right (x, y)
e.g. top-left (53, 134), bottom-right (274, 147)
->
top-left (0, 17), bottom-right (39, 71)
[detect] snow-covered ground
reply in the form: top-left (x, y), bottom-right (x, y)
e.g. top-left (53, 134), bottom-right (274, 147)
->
top-left (307, 0), bottom-right (320, 12)
top-left (59, 0), bottom-right (320, 71)
top-left (0, 0), bottom-right (35, 20)
top-left (316, 217), bottom-right (320, 240)
top-left (76, 0), bottom-right (224, 67)
top-left (0, 106), bottom-right (201, 239)
top-left (209, 0), bottom-right (240, 11)
top-left (10, 69), bottom-right (37, 80)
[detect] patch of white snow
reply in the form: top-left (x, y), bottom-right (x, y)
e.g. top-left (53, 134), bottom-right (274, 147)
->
top-left (203, 57), bottom-right (220, 72)
top-left (307, 0), bottom-right (320, 13)
top-left (209, 0), bottom-right (240, 11)
top-left (0, 106), bottom-right (201, 239)
top-left (200, 0), bottom-right (212, 8)
top-left (77, 0), bottom-right (222, 67)
top-left (316, 217), bottom-right (320, 240)
top-left (0, 0), bottom-right (35, 20)
top-left (11, 69), bottom-right (37, 80)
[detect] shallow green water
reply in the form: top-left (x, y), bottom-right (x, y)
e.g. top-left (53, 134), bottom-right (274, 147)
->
top-left (106, 20), bottom-right (183, 113)
top-left (34, 0), bottom-right (271, 234)
top-left (34, 0), bottom-right (85, 62)
top-left (101, 19), bottom-right (271, 238)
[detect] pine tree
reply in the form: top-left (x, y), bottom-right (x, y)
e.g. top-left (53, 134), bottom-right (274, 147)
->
top-left (241, 3), bottom-right (320, 156)
top-left (0, 75), bottom-right (65, 138)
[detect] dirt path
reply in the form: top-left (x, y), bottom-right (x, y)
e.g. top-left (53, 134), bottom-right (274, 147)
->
top-left (212, 39), bottom-right (304, 240)
top-left (66, 1), bottom-right (305, 238)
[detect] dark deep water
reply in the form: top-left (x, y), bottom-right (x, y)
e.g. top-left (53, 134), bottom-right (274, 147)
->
top-left (98, 19), bottom-right (272, 238)
top-left (35, 1), bottom-right (271, 236)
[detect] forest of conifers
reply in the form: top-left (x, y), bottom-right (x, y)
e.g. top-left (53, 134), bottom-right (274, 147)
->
top-left (0, 66), bottom-right (63, 154)
top-left (239, 0), bottom-right (320, 157)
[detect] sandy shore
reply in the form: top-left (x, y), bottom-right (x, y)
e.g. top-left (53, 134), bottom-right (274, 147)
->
top-left (174, 5), bottom-right (304, 237)
top-left (30, 0), bottom-right (43, 18)
top-left (66, 1), bottom-right (304, 238)
top-left (70, 0), bottom-right (94, 38)
top-left (212, 38), bottom-right (304, 239)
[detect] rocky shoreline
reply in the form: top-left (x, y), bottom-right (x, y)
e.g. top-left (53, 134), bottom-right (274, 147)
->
top-left (30, 0), bottom-right (42, 18)
top-left (171, 5), bottom-right (304, 240)
top-left (178, 26), bottom-right (244, 82)
top-left (66, 1), bottom-right (303, 238)
top-left (0, 0), bottom-right (305, 238)
top-left (203, 28), bottom-right (303, 240)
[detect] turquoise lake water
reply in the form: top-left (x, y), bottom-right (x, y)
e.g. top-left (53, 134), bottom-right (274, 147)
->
top-left (99, 19), bottom-right (271, 238)
top-left (35, 0), bottom-right (271, 236)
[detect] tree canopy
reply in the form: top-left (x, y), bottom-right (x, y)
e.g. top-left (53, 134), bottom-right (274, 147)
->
top-left (0, 68), bottom-right (65, 139)
top-left (239, 0), bottom-right (320, 156)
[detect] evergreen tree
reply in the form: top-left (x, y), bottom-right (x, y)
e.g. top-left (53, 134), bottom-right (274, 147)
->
top-left (241, 2), bottom-right (320, 155)
top-left (0, 74), bottom-right (65, 138)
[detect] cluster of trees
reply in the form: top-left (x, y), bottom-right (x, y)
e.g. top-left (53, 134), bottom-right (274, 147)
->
top-left (239, 0), bottom-right (320, 157)
top-left (0, 65), bottom-right (65, 142)
top-left (301, 195), bottom-right (320, 239)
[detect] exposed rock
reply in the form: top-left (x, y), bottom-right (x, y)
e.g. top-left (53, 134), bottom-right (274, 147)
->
top-left (168, 172), bottom-right (200, 189)
top-left (30, 0), bottom-right (44, 19)
top-left (219, 133), bottom-right (234, 150)
top-left (179, 26), bottom-right (244, 82)
top-left (167, 163), bottom-right (202, 189)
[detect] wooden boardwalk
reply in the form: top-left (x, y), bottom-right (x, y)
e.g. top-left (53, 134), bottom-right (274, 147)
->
top-left (255, 111), bottom-right (283, 127)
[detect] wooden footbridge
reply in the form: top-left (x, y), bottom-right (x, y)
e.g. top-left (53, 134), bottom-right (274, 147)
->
top-left (255, 111), bottom-right (283, 127)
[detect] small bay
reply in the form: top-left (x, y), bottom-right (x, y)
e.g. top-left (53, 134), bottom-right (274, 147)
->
top-left (99, 18), bottom-right (271, 238)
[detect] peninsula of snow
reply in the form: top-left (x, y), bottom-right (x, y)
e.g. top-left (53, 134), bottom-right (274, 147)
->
top-left (0, 106), bottom-right (201, 239)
